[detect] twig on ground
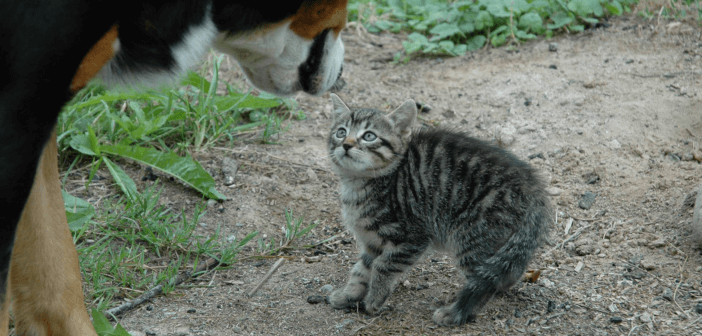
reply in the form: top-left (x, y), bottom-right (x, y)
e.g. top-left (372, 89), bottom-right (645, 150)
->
top-left (684, 316), bottom-right (702, 329)
top-left (105, 257), bottom-right (219, 319)
top-left (248, 257), bottom-right (286, 297)
top-left (548, 225), bottom-right (591, 252)
top-left (628, 324), bottom-right (643, 336)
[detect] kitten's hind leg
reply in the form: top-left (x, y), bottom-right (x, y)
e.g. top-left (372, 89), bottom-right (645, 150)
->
top-left (431, 275), bottom-right (498, 326)
top-left (330, 250), bottom-right (376, 309)
top-left (363, 242), bottom-right (427, 314)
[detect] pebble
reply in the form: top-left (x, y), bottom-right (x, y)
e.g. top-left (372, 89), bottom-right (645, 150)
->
top-left (639, 312), bottom-right (652, 323)
top-left (640, 258), bottom-right (656, 270)
top-left (231, 326), bottom-right (242, 333)
top-left (146, 331), bottom-right (157, 336)
top-left (649, 238), bottom-right (666, 248)
top-left (610, 316), bottom-right (623, 323)
top-left (662, 288), bottom-right (674, 301)
top-left (128, 332), bottom-right (146, 336)
top-left (320, 284), bottom-right (334, 294)
top-left (606, 139), bottom-right (621, 149)
top-left (578, 192), bottom-right (597, 209)
top-left (545, 187), bottom-right (562, 196)
top-left (574, 261), bottom-right (584, 273)
top-left (696, 303), bottom-right (702, 314)
top-left (187, 308), bottom-right (196, 313)
top-left (549, 43), bottom-right (558, 52)
top-left (335, 319), bottom-right (355, 329)
top-left (207, 199), bottom-right (218, 208)
top-left (442, 109), bottom-right (457, 118)
top-left (307, 295), bottom-right (325, 304)
top-left (222, 157), bottom-right (238, 177)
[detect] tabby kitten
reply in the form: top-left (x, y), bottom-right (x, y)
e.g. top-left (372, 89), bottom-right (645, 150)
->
top-left (327, 94), bottom-right (552, 326)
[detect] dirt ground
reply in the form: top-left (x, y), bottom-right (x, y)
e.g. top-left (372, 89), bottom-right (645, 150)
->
top-left (106, 15), bottom-right (702, 335)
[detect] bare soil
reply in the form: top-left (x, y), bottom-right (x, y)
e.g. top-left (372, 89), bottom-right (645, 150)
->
top-left (99, 15), bottom-right (702, 336)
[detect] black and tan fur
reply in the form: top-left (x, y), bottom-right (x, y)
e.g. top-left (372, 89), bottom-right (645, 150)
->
top-left (0, 1), bottom-right (347, 334)
top-left (327, 94), bottom-right (552, 326)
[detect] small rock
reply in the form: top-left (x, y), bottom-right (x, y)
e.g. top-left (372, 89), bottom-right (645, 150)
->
top-left (320, 284), bottom-right (334, 294)
top-left (609, 303), bottom-right (619, 313)
top-left (649, 238), bottom-right (666, 248)
top-left (662, 288), bottom-right (674, 301)
top-left (696, 303), bottom-right (702, 314)
top-left (231, 326), bottom-right (242, 333)
top-left (545, 187), bottom-right (562, 196)
top-left (514, 309), bottom-right (522, 318)
top-left (146, 305), bottom-right (153, 311)
top-left (403, 280), bottom-right (411, 287)
top-left (639, 312), bottom-right (652, 323)
top-left (626, 59), bottom-right (634, 64)
top-left (307, 295), bottom-right (325, 304)
top-left (128, 332), bottom-right (146, 336)
top-left (335, 318), bottom-right (355, 329)
top-left (306, 168), bottom-right (318, 182)
top-left (610, 316), bottom-right (623, 323)
top-left (222, 157), bottom-right (238, 177)
top-left (584, 172), bottom-right (600, 184)
top-left (575, 244), bottom-right (595, 256)
top-left (547, 300), bottom-right (556, 313)
top-left (640, 259), bottom-right (656, 270)
top-left (187, 308), bottom-right (196, 314)
top-left (548, 43), bottom-right (558, 52)
top-left (442, 109), bottom-right (457, 118)
top-left (549, 64), bottom-right (557, 69)
top-left (207, 199), bottom-right (218, 208)
top-left (578, 192), bottom-right (597, 210)
top-left (146, 331), bottom-right (157, 336)
top-left (606, 139), bottom-right (621, 149)
top-left (683, 153), bottom-right (695, 161)
top-left (574, 261), bottom-right (584, 273)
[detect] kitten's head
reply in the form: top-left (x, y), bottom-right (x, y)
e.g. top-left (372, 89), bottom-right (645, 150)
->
top-left (328, 94), bottom-right (417, 178)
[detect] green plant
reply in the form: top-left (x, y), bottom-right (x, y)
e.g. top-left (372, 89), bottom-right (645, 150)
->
top-left (348, 0), bottom-right (637, 61)
top-left (255, 209), bottom-right (319, 255)
top-left (59, 55), bottom-right (295, 202)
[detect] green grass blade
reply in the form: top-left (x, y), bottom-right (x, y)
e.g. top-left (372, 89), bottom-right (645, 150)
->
top-left (100, 144), bottom-right (226, 200)
top-left (103, 157), bottom-right (140, 202)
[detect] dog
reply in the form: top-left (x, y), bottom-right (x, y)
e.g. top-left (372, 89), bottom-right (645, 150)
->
top-left (0, 1), bottom-right (347, 334)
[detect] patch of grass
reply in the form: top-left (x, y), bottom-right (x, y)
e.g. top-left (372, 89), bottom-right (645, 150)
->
top-left (59, 54), bottom-right (297, 202)
top-left (255, 209), bottom-right (320, 256)
top-left (349, 0), bottom-right (638, 61)
top-left (636, 0), bottom-right (702, 22)
top-left (71, 182), bottom-right (256, 312)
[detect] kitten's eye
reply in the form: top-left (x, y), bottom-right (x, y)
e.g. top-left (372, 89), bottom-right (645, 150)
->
top-left (335, 128), bottom-right (347, 138)
top-left (362, 132), bottom-right (377, 141)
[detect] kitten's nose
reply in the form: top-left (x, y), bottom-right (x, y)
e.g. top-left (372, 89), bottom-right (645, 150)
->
top-left (343, 144), bottom-right (352, 151)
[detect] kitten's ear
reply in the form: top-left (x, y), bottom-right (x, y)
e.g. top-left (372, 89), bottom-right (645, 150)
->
top-left (387, 99), bottom-right (417, 132)
top-left (330, 93), bottom-right (351, 119)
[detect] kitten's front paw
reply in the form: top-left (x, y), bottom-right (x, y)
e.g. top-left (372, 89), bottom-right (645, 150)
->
top-left (432, 305), bottom-right (476, 326)
top-left (362, 293), bottom-right (389, 315)
top-left (330, 289), bottom-right (361, 309)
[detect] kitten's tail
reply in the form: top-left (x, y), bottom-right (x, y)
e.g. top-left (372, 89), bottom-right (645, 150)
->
top-left (453, 197), bottom-right (552, 324)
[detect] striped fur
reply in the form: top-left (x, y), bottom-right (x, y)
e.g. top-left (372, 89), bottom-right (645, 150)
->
top-left (327, 94), bottom-right (552, 326)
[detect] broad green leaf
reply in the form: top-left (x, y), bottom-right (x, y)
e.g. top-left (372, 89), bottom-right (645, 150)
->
top-left (92, 310), bottom-right (133, 336)
top-left (466, 35), bottom-right (487, 51)
top-left (568, 0), bottom-right (593, 16)
top-left (570, 24), bottom-right (585, 32)
top-left (475, 11), bottom-right (494, 30)
top-left (69, 134), bottom-right (97, 156)
top-left (459, 22), bottom-right (475, 34)
top-left (375, 20), bottom-right (392, 31)
top-left (213, 94), bottom-right (281, 111)
top-left (63, 191), bottom-right (95, 232)
top-left (181, 71), bottom-right (212, 93)
top-left (582, 17), bottom-right (599, 24)
top-left (548, 12), bottom-right (574, 29)
top-left (100, 144), bottom-right (226, 200)
top-left (605, 1), bottom-right (623, 15)
top-left (453, 44), bottom-right (468, 56)
top-left (407, 32), bottom-right (429, 44)
top-left (486, 4), bottom-right (510, 18)
top-left (516, 30), bottom-right (537, 40)
top-left (403, 41), bottom-right (424, 54)
top-left (429, 23), bottom-right (462, 41)
top-left (103, 157), bottom-right (140, 202)
top-left (489, 25), bottom-right (508, 37)
top-left (491, 32), bottom-right (508, 47)
top-left (518, 12), bottom-right (544, 33)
